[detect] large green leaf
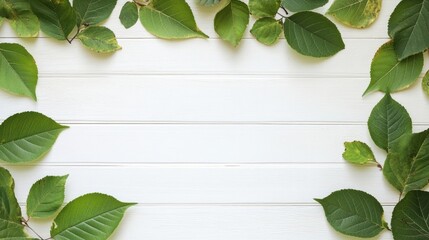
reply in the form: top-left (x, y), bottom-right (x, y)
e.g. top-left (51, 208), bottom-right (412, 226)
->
top-left (342, 141), bottom-right (376, 165)
top-left (0, 0), bottom-right (39, 37)
top-left (73, 0), bottom-right (117, 26)
top-left (368, 93), bottom-right (412, 152)
top-left (364, 42), bottom-right (423, 95)
top-left (30, 0), bottom-right (76, 40)
top-left (214, 0), bottom-right (250, 47)
top-left (119, 1), bottom-right (138, 29)
top-left (250, 17), bottom-right (282, 46)
top-left (281, 0), bottom-right (328, 12)
top-left (388, 0), bottom-right (429, 60)
top-left (139, 0), bottom-right (208, 39)
top-left (327, 0), bottom-right (382, 28)
top-left (27, 175), bottom-right (68, 219)
top-left (423, 70), bottom-right (429, 96)
top-left (78, 26), bottom-right (121, 53)
top-left (316, 189), bottom-right (387, 238)
top-left (51, 193), bottom-right (136, 240)
top-left (0, 43), bottom-right (38, 100)
top-left (283, 11), bottom-right (344, 57)
top-left (249, 0), bottom-right (280, 18)
top-left (0, 112), bottom-right (68, 163)
top-left (392, 190), bottom-right (429, 239)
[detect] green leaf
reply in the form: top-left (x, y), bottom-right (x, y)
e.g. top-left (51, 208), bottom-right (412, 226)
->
top-left (73, 0), bottom-right (117, 26)
top-left (30, 0), bottom-right (76, 40)
top-left (327, 0), bottom-right (382, 28)
top-left (388, 0), bottom-right (429, 60)
top-left (0, 16), bottom-right (3, 25)
top-left (250, 17), bottom-right (282, 46)
top-left (364, 41), bottom-right (424, 95)
top-left (283, 11), bottom-right (344, 57)
top-left (198, 0), bottom-right (221, 6)
top-left (78, 26), bottom-right (121, 53)
top-left (423, 70), bottom-right (429, 96)
top-left (0, 0), bottom-right (39, 37)
top-left (384, 130), bottom-right (429, 195)
top-left (249, 0), bottom-right (280, 18)
top-left (0, 43), bottom-right (38, 100)
top-left (27, 175), bottom-right (68, 219)
top-left (281, 0), bottom-right (328, 12)
top-left (119, 1), bottom-right (138, 29)
top-left (139, 0), bottom-right (208, 39)
top-left (368, 93), bottom-right (412, 152)
top-left (0, 112), bottom-right (68, 163)
top-left (392, 190), bottom-right (429, 239)
top-left (50, 193), bottom-right (136, 240)
top-left (214, 0), bottom-right (249, 47)
top-left (342, 141), bottom-right (376, 165)
top-left (316, 189), bottom-right (387, 238)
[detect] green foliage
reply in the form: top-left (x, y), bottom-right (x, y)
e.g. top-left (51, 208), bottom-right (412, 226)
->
top-left (388, 0), bottom-right (429, 60)
top-left (392, 191), bottom-right (429, 239)
top-left (342, 141), bottom-right (376, 165)
top-left (281, 0), bottom-right (328, 12)
top-left (120, 1), bottom-right (138, 29)
top-left (0, 0), bottom-right (40, 37)
top-left (249, 0), bottom-right (280, 18)
top-left (139, 0), bottom-right (208, 39)
top-left (214, 0), bottom-right (250, 47)
top-left (283, 12), bottom-right (345, 57)
top-left (0, 112), bottom-right (68, 163)
top-left (0, 43), bottom-right (38, 100)
top-left (27, 175), bottom-right (68, 219)
top-left (423, 71), bottom-right (429, 96)
top-left (78, 26), bottom-right (121, 53)
top-left (327, 0), bottom-right (382, 28)
top-left (364, 41), bottom-right (423, 95)
top-left (73, 0), bottom-right (117, 26)
top-left (51, 193), bottom-right (136, 240)
top-left (250, 18), bottom-right (282, 46)
top-left (316, 189), bottom-right (388, 238)
top-left (198, 0), bottom-right (221, 6)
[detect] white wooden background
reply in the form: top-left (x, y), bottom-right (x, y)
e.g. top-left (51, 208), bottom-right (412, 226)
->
top-left (1, 1), bottom-right (429, 239)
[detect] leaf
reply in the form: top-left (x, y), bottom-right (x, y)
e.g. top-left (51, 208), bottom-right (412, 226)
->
top-left (198, 0), bottom-right (221, 6)
top-left (30, 0), bottom-right (76, 40)
top-left (281, 0), bottom-right (328, 12)
top-left (283, 11), bottom-right (344, 57)
top-left (0, 0), bottom-right (39, 37)
top-left (250, 17), bottom-right (282, 46)
top-left (342, 141), bottom-right (376, 165)
top-left (423, 71), bottom-right (429, 96)
top-left (368, 94), bottom-right (412, 152)
top-left (139, 0), bottom-right (208, 39)
top-left (119, 1), bottom-right (138, 29)
top-left (0, 112), bottom-right (68, 163)
top-left (78, 26), bottom-right (121, 53)
top-left (214, 0), bottom-right (249, 47)
top-left (315, 189), bottom-right (387, 238)
top-left (327, 0), bottom-right (382, 28)
top-left (0, 43), bottom-right (38, 100)
top-left (27, 175), bottom-right (68, 219)
top-left (73, 0), bottom-right (117, 26)
top-left (364, 41), bottom-right (424, 95)
top-left (50, 193), bottom-right (136, 240)
top-left (388, 0), bottom-right (429, 60)
top-left (249, 0), bottom-right (280, 18)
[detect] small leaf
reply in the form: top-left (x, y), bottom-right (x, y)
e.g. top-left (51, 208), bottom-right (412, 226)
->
top-left (140, 0), bottom-right (208, 39)
top-left (283, 11), bottom-right (344, 57)
top-left (119, 1), bottom-right (138, 29)
top-left (250, 17), bottom-right (282, 46)
top-left (368, 93), bottom-right (412, 152)
top-left (0, 43), bottom-right (38, 100)
top-left (342, 141), bottom-right (376, 165)
top-left (392, 190), bottom-right (429, 239)
top-left (249, 0), bottom-right (280, 18)
top-left (281, 0), bottom-right (328, 12)
top-left (198, 0), bottom-right (221, 6)
top-left (30, 0), bottom-right (76, 40)
top-left (364, 41), bottom-right (423, 95)
top-left (27, 175), bottom-right (68, 219)
top-left (316, 189), bottom-right (387, 238)
top-left (388, 0), bottom-right (429, 60)
top-left (0, 112), bottom-right (68, 163)
top-left (422, 70), bottom-right (429, 96)
top-left (78, 26), bottom-right (121, 53)
top-left (214, 0), bottom-right (250, 47)
top-left (50, 193), bottom-right (136, 240)
top-left (73, 0), bottom-right (117, 26)
top-left (327, 0), bottom-right (382, 28)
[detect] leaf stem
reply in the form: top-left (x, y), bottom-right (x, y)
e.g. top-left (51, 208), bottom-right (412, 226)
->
top-left (22, 219), bottom-right (44, 240)
top-left (67, 26), bottom-right (82, 44)
top-left (280, 6), bottom-right (289, 15)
